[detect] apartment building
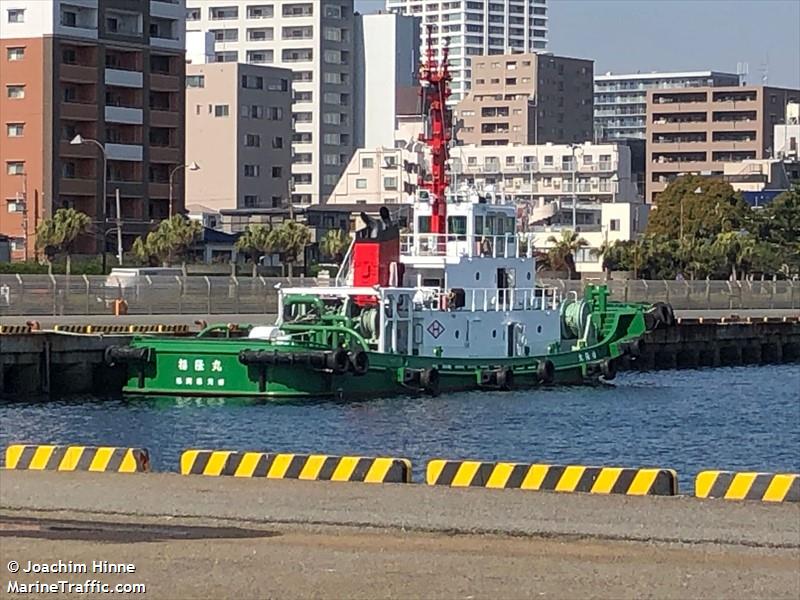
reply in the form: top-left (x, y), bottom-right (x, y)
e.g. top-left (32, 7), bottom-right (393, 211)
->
top-left (387, 0), bottom-right (548, 104)
top-left (1, 0), bottom-right (186, 260)
top-left (186, 0), bottom-right (356, 206)
top-left (594, 71), bottom-right (740, 142)
top-left (646, 85), bottom-right (800, 202)
top-left (327, 146), bottom-right (420, 205)
top-left (454, 53), bottom-right (593, 146)
top-left (185, 62), bottom-right (292, 213)
top-left (354, 12), bottom-right (419, 149)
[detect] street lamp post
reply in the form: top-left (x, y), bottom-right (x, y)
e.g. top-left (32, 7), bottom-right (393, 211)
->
top-left (568, 143), bottom-right (583, 230)
top-left (70, 134), bottom-right (109, 261)
top-left (169, 162), bottom-right (200, 218)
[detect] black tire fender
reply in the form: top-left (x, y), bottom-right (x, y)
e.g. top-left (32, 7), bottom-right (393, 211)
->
top-left (420, 368), bottom-right (440, 395)
top-left (537, 359), bottom-right (555, 384)
top-left (497, 367), bottom-right (514, 391)
top-left (326, 349), bottom-right (349, 374)
top-left (348, 350), bottom-right (369, 376)
top-left (601, 358), bottom-right (617, 381)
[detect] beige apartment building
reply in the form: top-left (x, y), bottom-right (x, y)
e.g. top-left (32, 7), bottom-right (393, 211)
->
top-left (646, 85), bottom-right (800, 202)
top-left (185, 62), bottom-right (292, 213)
top-left (1, 0), bottom-right (186, 260)
top-left (454, 52), bottom-right (593, 147)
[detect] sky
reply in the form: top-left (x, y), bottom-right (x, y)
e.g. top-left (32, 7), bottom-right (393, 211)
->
top-left (354, 0), bottom-right (800, 88)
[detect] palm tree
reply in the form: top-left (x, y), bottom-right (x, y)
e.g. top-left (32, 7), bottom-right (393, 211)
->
top-left (132, 215), bottom-right (202, 267)
top-left (235, 224), bottom-right (273, 277)
top-left (590, 240), bottom-right (615, 275)
top-left (268, 220), bottom-right (311, 277)
top-left (546, 229), bottom-right (588, 279)
top-left (319, 228), bottom-right (350, 263)
top-left (34, 208), bottom-right (92, 275)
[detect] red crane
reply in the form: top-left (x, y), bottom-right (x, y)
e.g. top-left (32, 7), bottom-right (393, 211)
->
top-left (417, 26), bottom-right (452, 236)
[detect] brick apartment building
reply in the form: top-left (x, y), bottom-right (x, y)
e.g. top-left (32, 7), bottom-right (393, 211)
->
top-left (646, 85), bottom-right (800, 202)
top-left (1, 0), bottom-right (185, 259)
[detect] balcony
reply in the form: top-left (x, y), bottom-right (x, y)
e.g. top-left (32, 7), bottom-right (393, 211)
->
top-left (61, 102), bottom-right (98, 121)
top-left (150, 0), bottom-right (183, 20)
top-left (59, 140), bottom-right (97, 158)
top-left (148, 182), bottom-right (170, 198)
top-left (106, 143), bottom-right (143, 161)
top-left (60, 63), bottom-right (97, 83)
top-left (149, 109), bottom-right (179, 127)
top-left (650, 160), bottom-right (710, 172)
top-left (105, 106), bottom-right (143, 124)
top-left (105, 68), bottom-right (142, 88)
top-left (59, 177), bottom-right (96, 196)
top-left (149, 146), bottom-right (180, 163)
top-left (150, 72), bottom-right (180, 92)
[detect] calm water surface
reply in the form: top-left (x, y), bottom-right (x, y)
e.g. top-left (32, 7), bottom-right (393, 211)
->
top-left (1, 365), bottom-right (798, 480)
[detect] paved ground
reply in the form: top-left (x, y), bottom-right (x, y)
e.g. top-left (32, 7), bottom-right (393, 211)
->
top-left (1, 471), bottom-right (798, 599)
top-left (2, 308), bottom-right (798, 329)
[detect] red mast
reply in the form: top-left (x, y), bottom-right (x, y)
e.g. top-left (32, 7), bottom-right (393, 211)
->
top-left (418, 26), bottom-right (452, 236)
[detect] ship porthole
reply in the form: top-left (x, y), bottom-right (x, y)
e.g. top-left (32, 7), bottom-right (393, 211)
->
top-left (527, 272), bottom-right (531, 280)
top-left (455, 330), bottom-right (460, 339)
top-left (476, 272), bottom-right (480, 280)
top-left (537, 325), bottom-right (542, 334)
top-left (492, 330), bottom-right (497, 338)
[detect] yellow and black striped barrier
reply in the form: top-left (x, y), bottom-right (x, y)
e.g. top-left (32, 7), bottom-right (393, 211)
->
top-left (5, 444), bottom-right (150, 473)
top-left (0, 324), bottom-right (32, 335)
top-left (50, 324), bottom-right (190, 334)
top-left (180, 450), bottom-right (411, 483)
top-left (426, 460), bottom-right (678, 496)
top-left (695, 470), bottom-right (799, 502)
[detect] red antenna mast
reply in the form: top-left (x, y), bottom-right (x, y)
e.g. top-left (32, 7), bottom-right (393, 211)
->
top-left (418, 25), bottom-right (452, 235)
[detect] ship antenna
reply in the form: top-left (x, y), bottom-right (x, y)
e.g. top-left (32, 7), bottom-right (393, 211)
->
top-left (418, 25), bottom-right (452, 237)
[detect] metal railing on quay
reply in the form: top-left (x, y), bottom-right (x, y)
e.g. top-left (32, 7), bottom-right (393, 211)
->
top-left (0, 274), bottom-right (797, 317)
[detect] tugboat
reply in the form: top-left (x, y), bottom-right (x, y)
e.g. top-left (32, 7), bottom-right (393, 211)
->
top-left (106, 30), bottom-right (671, 399)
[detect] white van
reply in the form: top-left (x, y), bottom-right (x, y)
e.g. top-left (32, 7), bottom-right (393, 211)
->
top-left (104, 267), bottom-right (184, 301)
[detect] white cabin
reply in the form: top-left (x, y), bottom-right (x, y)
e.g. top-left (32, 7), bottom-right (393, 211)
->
top-left (280, 188), bottom-right (563, 360)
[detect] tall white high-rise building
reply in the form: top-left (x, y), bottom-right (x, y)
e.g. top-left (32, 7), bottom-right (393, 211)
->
top-left (187, 1), bottom-right (356, 205)
top-left (386, 0), bottom-right (548, 103)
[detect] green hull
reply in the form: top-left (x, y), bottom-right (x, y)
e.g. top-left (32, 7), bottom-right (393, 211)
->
top-left (115, 293), bottom-right (653, 399)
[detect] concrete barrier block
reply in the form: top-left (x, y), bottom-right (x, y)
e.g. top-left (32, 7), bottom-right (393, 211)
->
top-left (180, 450), bottom-right (411, 483)
top-left (695, 470), bottom-right (799, 502)
top-left (5, 444), bottom-right (150, 473)
top-left (426, 460), bottom-right (678, 496)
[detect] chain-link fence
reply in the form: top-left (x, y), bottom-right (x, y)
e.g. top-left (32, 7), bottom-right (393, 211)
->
top-left (0, 274), bottom-right (797, 317)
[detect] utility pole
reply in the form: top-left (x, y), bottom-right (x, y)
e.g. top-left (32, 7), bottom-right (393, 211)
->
top-left (115, 188), bottom-right (123, 265)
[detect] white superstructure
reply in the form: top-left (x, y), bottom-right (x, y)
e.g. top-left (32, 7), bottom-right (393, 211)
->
top-left (386, 0), bottom-right (549, 103)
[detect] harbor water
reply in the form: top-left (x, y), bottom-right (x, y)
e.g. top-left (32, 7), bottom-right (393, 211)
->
top-left (1, 365), bottom-right (798, 482)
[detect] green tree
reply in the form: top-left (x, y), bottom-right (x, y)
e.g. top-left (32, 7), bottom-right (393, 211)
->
top-left (235, 224), bottom-right (273, 277)
top-left (34, 208), bottom-right (92, 275)
top-left (712, 231), bottom-right (757, 281)
top-left (545, 229), bottom-right (588, 279)
top-left (132, 215), bottom-right (202, 267)
top-left (269, 220), bottom-right (311, 277)
top-left (319, 228), bottom-right (350, 263)
top-left (647, 175), bottom-right (750, 240)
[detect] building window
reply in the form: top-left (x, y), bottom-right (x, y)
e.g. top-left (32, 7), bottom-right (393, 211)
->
top-left (211, 105), bottom-right (228, 117)
top-left (212, 28), bottom-right (238, 42)
top-left (322, 112), bottom-right (340, 125)
top-left (7, 123), bottom-right (24, 137)
top-left (323, 133), bottom-right (340, 145)
top-left (187, 7), bottom-right (200, 20)
top-left (247, 50), bottom-right (273, 64)
top-left (214, 51), bottom-right (238, 63)
top-left (6, 85), bottom-right (24, 99)
top-left (244, 134), bottom-right (261, 147)
top-left (247, 27), bottom-right (273, 41)
top-left (243, 195), bottom-right (260, 208)
top-left (186, 75), bottom-right (204, 88)
top-left (241, 75), bottom-right (263, 89)
top-left (324, 5), bottom-right (342, 18)
top-left (362, 157), bottom-right (374, 169)
top-left (210, 6), bottom-right (238, 20)
top-left (610, 219), bottom-right (620, 232)
top-left (7, 47), bottom-right (24, 61)
top-left (384, 177), bottom-right (398, 190)
top-left (271, 136), bottom-right (283, 149)
top-left (248, 5), bottom-right (274, 19)
top-left (6, 161), bottom-right (25, 175)
top-left (272, 166), bottom-right (282, 178)
top-left (7, 9), bottom-right (25, 23)
top-left (283, 3), bottom-right (314, 17)
top-left (323, 174), bottom-right (338, 186)
top-left (269, 107), bottom-right (284, 120)
top-left (244, 165), bottom-right (260, 177)
top-left (323, 154), bottom-right (339, 166)
top-left (544, 155), bottom-right (553, 166)
top-left (355, 179), bottom-right (367, 189)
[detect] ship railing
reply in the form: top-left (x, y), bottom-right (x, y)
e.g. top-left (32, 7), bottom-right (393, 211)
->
top-left (400, 233), bottom-right (518, 259)
top-left (461, 286), bottom-right (560, 313)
